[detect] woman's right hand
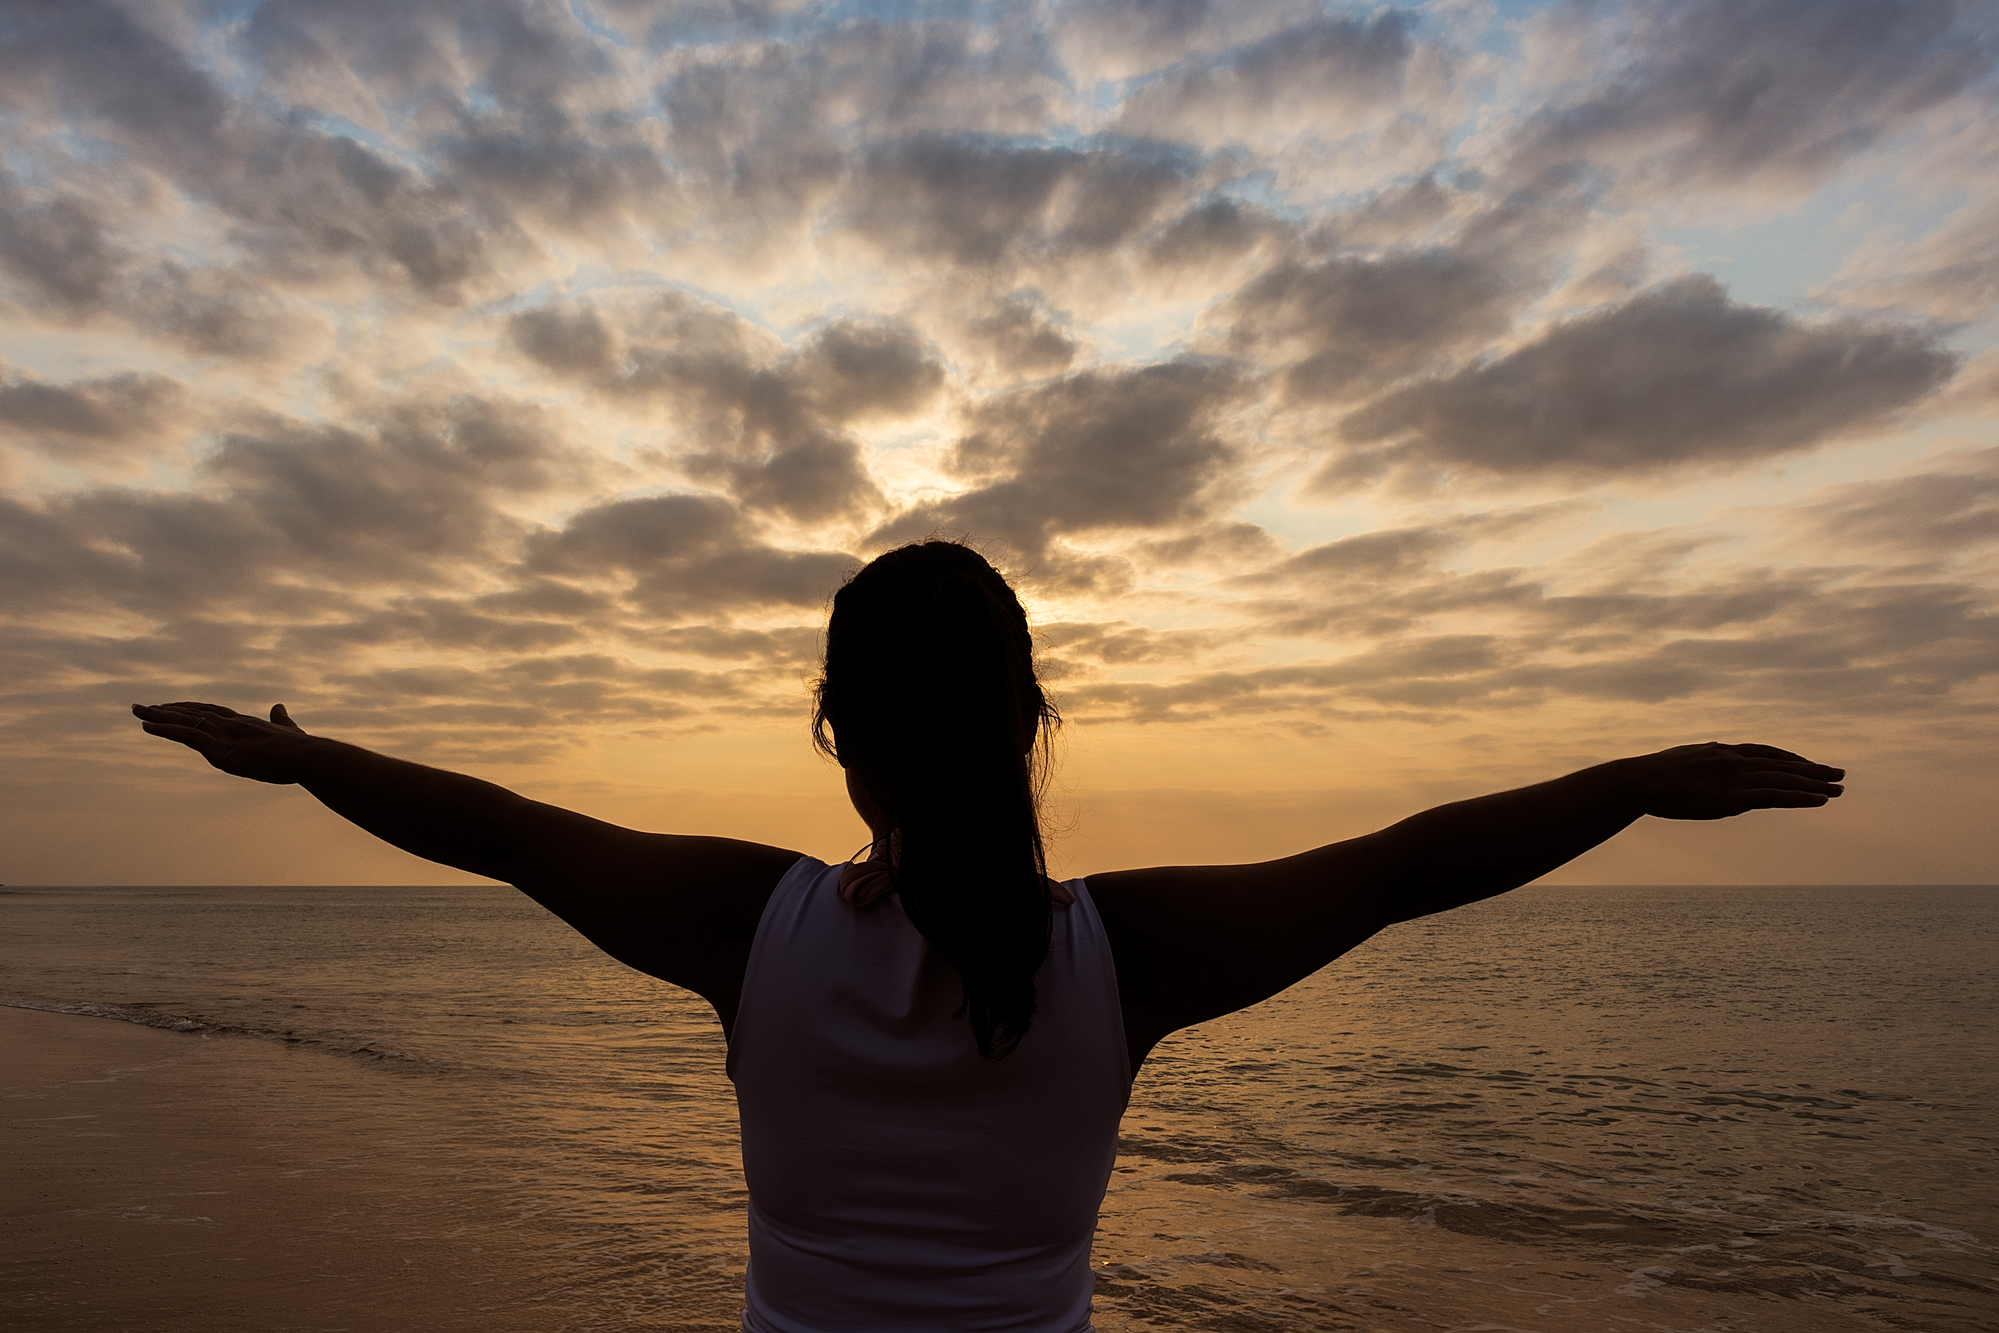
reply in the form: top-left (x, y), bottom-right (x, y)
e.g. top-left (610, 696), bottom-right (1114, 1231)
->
top-left (132, 702), bottom-right (321, 785)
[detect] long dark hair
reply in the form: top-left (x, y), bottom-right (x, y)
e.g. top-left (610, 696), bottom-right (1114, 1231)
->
top-left (812, 540), bottom-right (1060, 1059)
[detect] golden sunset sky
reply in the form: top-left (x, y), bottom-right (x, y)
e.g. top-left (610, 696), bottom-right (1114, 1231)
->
top-left (3, 0), bottom-right (1996, 886)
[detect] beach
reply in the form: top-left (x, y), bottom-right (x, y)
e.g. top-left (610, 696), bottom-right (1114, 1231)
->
top-left (5, 882), bottom-right (1996, 1331)
top-left (1, 1006), bottom-right (639, 1332)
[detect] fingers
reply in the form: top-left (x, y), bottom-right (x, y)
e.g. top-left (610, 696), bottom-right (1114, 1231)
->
top-left (134, 703), bottom-right (199, 725)
top-left (1727, 744), bottom-right (1845, 782)
top-left (137, 718), bottom-right (217, 750)
top-left (1733, 743), bottom-right (1807, 762)
top-left (134, 703), bottom-right (223, 731)
top-left (1641, 742), bottom-right (1848, 820)
top-left (133, 704), bottom-right (213, 745)
top-left (159, 701), bottom-right (242, 718)
top-left (133, 703), bottom-right (258, 755)
top-left (1738, 789), bottom-right (1833, 809)
top-left (1719, 747), bottom-right (1839, 787)
top-left (1740, 770), bottom-right (1843, 797)
top-left (135, 703), bottom-right (213, 725)
top-left (1756, 758), bottom-right (1845, 781)
top-left (134, 701), bottom-right (299, 735)
top-left (133, 700), bottom-right (310, 784)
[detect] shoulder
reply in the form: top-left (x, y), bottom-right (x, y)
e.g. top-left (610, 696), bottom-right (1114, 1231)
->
top-left (1083, 853), bottom-right (1394, 1070)
top-left (514, 834), bottom-right (811, 1036)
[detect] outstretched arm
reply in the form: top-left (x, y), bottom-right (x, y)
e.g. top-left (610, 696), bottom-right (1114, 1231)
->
top-left (1087, 742), bottom-right (1845, 1073)
top-left (131, 702), bottom-right (799, 1032)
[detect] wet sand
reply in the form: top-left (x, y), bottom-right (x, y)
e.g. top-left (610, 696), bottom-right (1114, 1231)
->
top-left (0, 1006), bottom-right (642, 1333)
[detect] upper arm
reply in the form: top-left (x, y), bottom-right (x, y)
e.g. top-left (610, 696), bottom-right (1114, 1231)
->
top-left (1086, 828), bottom-right (1409, 1070)
top-left (498, 798), bottom-right (804, 1036)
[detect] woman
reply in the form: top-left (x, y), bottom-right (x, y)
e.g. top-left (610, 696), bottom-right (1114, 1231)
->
top-left (133, 539), bottom-right (1845, 1333)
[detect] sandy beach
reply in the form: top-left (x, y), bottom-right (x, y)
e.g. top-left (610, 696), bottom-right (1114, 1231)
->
top-left (0, 1006), bottom-right (625, 1333)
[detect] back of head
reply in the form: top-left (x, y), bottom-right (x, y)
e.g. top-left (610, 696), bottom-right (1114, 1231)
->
top-left (813, 540), bottom-right (1059, 1059)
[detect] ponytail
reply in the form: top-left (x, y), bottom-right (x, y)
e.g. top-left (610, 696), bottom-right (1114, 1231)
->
top-left (812, 541), bottom-right (1059, 1059)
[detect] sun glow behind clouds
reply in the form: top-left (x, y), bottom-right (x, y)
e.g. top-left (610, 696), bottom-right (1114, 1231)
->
top-left (2, 0), bottom-right (1996, 885)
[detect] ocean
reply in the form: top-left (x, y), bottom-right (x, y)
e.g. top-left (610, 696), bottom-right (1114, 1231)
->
top-left (3, 881), bottom-right (1995, 1331)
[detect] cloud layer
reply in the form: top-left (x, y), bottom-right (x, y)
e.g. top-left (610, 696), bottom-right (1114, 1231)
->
top-left (2, 0), bottom-right (1996, 850)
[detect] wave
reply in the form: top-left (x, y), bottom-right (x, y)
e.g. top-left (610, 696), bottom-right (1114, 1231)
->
top-left (0, 998), bottom-right (417, 1064)
top-left (5, 997), bottom-right (213, 1034)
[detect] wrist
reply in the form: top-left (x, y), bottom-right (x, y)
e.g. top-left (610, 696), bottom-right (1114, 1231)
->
top-left (1579, 757), bottom-right (1652, 819)
top-left (292, 735), bottom-right (357, 784)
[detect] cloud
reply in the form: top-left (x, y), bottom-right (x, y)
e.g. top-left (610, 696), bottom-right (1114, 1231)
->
top-left (783, 319), bottom-right (948, 424)
top-left (205, 400), bottom-right (573, 572)
top-left (1829, 192), bottom-right (1999, 322)
top-left (1237, 505), bottom-right (1576, 576)
top-left (241, 0), bottom-right (470, 112)
top-left (0, 391), bottom-right (585, 625)
top-left (509, 303), bottom-right (622, 377)
top-left (2, 0), bottom-right (1997, 808)
top-left (1240, 524), bottom-right (1465, 587)
top-left (439, 116), bottom-right (678, 245)
top-left (665, 15), bottom-right (1064, 149)
top-left (512, 295), bottom-right (941, 522)
top-left (131, 262), bottom-right (313, 359)
top-left (522, 492), bottom-right (859, 620)
top-left (1112, 12), bottom-right (1419, 150)
top-left (1064, 565), bottom-right (1998, 726)
top-left (2, 1), bottom-right (516, 305)
top-left (1131, 519), bottom-right (1284, 569)
top-left (0, 370), bottom-right (192, 462)
top-left (638, 623), bottom-right (825, 667)
top-left (959, 296), bottom-right (1080, 380)
top-left (1036, 619), bottom-right (1225, 681)
top-left (1331, 276), bottom-right (1958, 486)
top-left (1144, 197), bottom-right (1291, 278)
top-left (1505, 0), bottom-right (1999, 202)
top-left (636, 14), bottom-right (1073, 263)
top-left (277, 597), bottom-right (585, 658)
top-left (1221, 507), bottom-right (1580, 637)
top-left (0, 494), bottom-right (146, 615)
top-left (0, 171), bottom-right (310, 357)
top-left (1053, 0), bottom-right (1291, 81)
top-left (1149, 495), bottom-right (1999, 727)
top-left (0, 176), bottom-right (123, 316)
top-left (1792, 450), bottom-right (1999, 561)
top-left (871, 358), bottom-right (1248, 572)
top-left (847, 135), bottom-right (1197, 271)
top-left (0, 387), bottom-right (856, 769)
top-left (1223, 247), bottom-right (1519, 401)
top-left (323, 653), bottom-right (747, 726)
top-left (1062, 634), bottom-right (1513, 723)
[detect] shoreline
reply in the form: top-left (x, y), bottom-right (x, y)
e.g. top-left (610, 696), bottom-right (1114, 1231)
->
top-left (0, 1007), bottom-right (636, 1333)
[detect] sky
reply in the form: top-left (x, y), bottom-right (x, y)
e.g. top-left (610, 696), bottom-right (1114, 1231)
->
top-left (2, 0), bottom-right (1996, 886)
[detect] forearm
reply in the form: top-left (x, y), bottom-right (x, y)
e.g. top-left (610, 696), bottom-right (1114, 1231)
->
top-left (1365, 760), bottom-right (1645, 924)
top-left (1096, 741), bottom-right (1840, 1051)
top-left (292, 737), bottom-right (540, 882)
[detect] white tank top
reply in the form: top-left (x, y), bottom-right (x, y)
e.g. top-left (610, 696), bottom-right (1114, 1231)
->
top-left (729, 855), bottom-right (1131, 1333)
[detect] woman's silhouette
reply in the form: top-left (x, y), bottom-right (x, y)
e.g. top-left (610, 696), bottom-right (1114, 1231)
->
top-left (133, 538), bottom-right (1844, 1333)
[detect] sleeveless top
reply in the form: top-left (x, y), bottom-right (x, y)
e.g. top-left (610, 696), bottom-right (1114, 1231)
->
top-left (728, 855), bottom-right (1131, 1333)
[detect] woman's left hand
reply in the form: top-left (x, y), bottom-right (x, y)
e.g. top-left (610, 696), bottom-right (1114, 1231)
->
top-left (132, 701), bottom-right (319, 785)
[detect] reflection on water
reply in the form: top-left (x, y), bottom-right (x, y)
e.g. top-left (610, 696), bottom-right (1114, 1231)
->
top-left (3, 882), bottom-right (1995, 1331)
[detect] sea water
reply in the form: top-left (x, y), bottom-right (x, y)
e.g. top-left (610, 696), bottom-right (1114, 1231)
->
top-left (3, 882), bottom-right (1995, 1331)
